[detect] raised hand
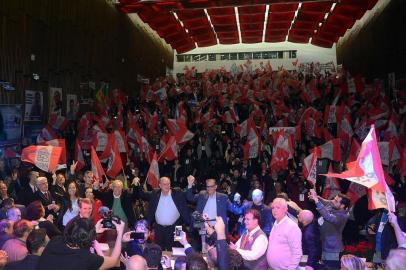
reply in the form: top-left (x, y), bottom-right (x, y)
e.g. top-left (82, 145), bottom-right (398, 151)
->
top-left (187, 175), bottom-right (195, 188)
top-left (70, 160), bottom-right (78, 174)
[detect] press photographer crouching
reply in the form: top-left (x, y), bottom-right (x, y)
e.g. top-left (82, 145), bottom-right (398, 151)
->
top-left (37, 217), bottom-right (125, 270)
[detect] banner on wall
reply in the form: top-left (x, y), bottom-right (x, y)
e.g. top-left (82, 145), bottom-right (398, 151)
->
top-left (49, 87), bottom-right (63, 116)
top-left (0, 105), bottom-right (22, 147)
top-left (66, 94), bottom-right (79, 121)
top-left (24, 90), bottom-right (43, 121)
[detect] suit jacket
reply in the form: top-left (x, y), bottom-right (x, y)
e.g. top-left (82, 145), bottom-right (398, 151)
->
top-left (302, 221), bottom-right (322, 269)
top-left (3, 254), bottom-right (39, 270)
top-left (16, 185), bottom-right (37, 206)
top-left (185, 189), bottom-right (243, 229)
top-left (136, 187), bottom-right (190, 226)
top-left (35, 190), bottom-right (61, 222)
top-left (93, 187), bottom-right (137, 227)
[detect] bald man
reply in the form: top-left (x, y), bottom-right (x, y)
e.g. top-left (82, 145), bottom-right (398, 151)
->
top-left (298, 210), bottom-right (322, 269)
top-left (267, 198), bottom-right (302, 270)
top-left (134, 176), bottom-right (190, 251)
top-left (124, 255), bottom-right (147, 270)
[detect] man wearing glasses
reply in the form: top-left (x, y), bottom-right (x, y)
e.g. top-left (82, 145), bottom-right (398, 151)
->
top-left (186, 175), bottom-right (243, 232)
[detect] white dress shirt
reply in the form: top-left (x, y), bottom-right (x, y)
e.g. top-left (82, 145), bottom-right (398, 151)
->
top-left (155, 191), bottom-right (180, 226)
top-left (236, 225), bottom-right (268, 261)
top-left (203, 194), bottom-right (217, 225)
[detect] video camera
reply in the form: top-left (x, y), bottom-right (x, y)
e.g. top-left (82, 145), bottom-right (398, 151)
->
top-left (191, 211), bottom-right (216, 235)
top-left (99, 206), bottom-right (121, 229)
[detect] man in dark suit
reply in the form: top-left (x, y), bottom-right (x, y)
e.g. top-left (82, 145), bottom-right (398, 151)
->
top-left (4, 228), bottom-right (49, 270)
top-left (134, 176), bottom-right (190, 251)
top-left (35, 177), bottom-right (60, 219)
top-left (16, 170), bottom-right (39, 206)
top-left (298, 210), bottom-right (322, 270)
top-left (186, 176), bottom-right (243, 235)
top-left (93, 179), bottom-right (138, 228)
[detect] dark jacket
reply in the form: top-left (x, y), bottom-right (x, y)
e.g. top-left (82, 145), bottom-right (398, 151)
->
top-left (316, 198), bottom-right (349, 253)
top-left (35, 190), bottom-right (59, 218)
top-left (185, 189), bottom-right (242, 231)
top-left (16, 185), bottom-right (37, 206)
top-left (135, 187), bottom-right (190, 226)
top-left (93, 187), bottom-right (138, 227)
top-left (3, 254), bottom-right (40, 270)
top-left (301, 221), bottom-right (322, 269)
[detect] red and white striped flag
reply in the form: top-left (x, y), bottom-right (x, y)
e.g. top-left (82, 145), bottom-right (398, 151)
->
top-left (378, 139), bottom-right (400, 166)
top-left (348, 138), bottom-right (361, 163)
top-left (106, 140), bottom-right (123, 178)
top-left (41, 139), bottom-right (67, 166)
top-left (21, 145), bottom-right (62, 172)
top-left (159, 136), bottom-right (178, 161)
top-left (316, 139), bottom-right (341, 162)
top-left (114, 130), bottom-right (129, 153)
top-left (222, 108), bottom-right (238, 124)
top-left (303, 151), bottom-right (318, 186)
top-left (322, 164), bottom-right (341, 199)
top-left (346, 182), bottom-right (367, 205)
top-left (324, 105), bottom-right (343, 125)
top-left (243, 118), bottom-right (260, 160)
top-left (165, 119), bottom-right (194, 144)
top-left (91, 146), bottom-right (105, 182)
top-left (74, 138), bottom-right (85, 171)
top-left (323, 125), bottom-right (395, 212)
top-left (146, 152), bottom-right (160, 189)
top-left (36, 125), bottom-right (58, 144)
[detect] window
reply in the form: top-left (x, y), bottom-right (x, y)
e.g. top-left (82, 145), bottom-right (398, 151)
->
top-left (238, 53), bottom-right (245, 60)
top-left (184, 55), bottom-right (191, 62)
top-left (193, 55), bottom-right (201, 62)
top-left (253, 52), bottom-right (261, 59)
top-left (278, 51), bottom-right (283, 59)
top-left (220, 53), bottom-right (229, 60)
top-left (208, 54), bottom-right (216, 61)
top-left (230, 53), bottom-right (238, 60)
top-left (177, 55), bottom-right (185, 62)
top-left (244, 52), bottom-right (252, 59)
top-left (290, 51), bottom-right (297, 58)
top-left (200, 54), bottom-right (207, 61)
top-left (263, 52), bottom-right (270, 59)
top-left (269, 52), bottom-right (278, 59)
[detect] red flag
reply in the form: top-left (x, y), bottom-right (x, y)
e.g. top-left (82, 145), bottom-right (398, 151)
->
top-left (159, 136), bottom-right (178, 161)
top-left (322, 164), bottom-right (341, 199)
top-left (324, 105), bottom-right (343, 125)
top-left (270, 147), bottom-right (289, 172)
top-left (114, 130), bottom-right (129, 153)
top-left (303, 151), bottom-right (318, 186)
top-left (146, 152), bottom-right (160, 189)
top-left (222, 108), bottom-right (238, 124)
top-left (106, 140), bottom-right (123, 178)
top-left (322, 125), bottom-right (395, 212)
top-left (36, 125), bottom-right (58, 144)
top-left (378, 139), bottom-right (400, 166)
top-left (4, 148), bottom-right (20, 159)
top-left (316, 139), bottom-right (341, 162)
top-left (21, 145), bottom-right (62, 172)
top-left (91, 146), bottom-right (106, 182)
top-left (346, 182), bottom-right (367, 205)
top-left (165, 119), bottom-right (194, 144)
top-left (48, 113), bottom-right (69, 131)
top-left (243, 118), bottom-right (260, 160)
top-left (235, 119), bottom-right (248, 137)
top-left (74, 139), bottom-right (85, 171)
top-left (41, 139), bottom-right (67, 165)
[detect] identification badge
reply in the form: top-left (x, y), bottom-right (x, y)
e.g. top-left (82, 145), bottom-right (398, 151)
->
top-left (299, 194), bottom-right (305, 201)
top-left (318, 217), bottom-right (324, 226)
top-left (185, 159), bottom-right (190, 165)
top-left (378, 221), bottom-right (385, 233)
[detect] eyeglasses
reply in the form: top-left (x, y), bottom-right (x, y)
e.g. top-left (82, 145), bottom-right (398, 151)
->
top-left (206, 185), bottom-right (217, 188)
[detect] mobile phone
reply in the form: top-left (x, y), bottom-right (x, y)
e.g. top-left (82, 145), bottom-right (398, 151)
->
top-left (130, 232), bottom-right (145, 240)
top-left (174, 226), bottom-right (182, 240)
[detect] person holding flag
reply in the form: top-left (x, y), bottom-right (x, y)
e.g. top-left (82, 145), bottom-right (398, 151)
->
top-left (308, 189), bottom-right (350, 268)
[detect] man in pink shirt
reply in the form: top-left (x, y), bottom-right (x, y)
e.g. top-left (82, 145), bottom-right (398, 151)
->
top-left (267, 198), bottom-right (302, 270)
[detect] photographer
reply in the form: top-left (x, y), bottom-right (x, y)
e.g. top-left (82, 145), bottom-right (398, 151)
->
top-left (37, 217), bottom-right (125, 270)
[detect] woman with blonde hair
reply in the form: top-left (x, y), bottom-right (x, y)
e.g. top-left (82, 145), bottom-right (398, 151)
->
top-left (340, 254), bottom-right (366, 270)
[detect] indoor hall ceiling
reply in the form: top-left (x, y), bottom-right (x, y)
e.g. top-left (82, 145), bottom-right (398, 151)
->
top-left (117, 0), bottom-right (379, 53)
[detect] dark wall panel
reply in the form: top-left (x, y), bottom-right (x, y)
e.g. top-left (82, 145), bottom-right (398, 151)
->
top-left (0, 0), bottom-right (173, 107)
top-left (337, 0), bottom-right (406, 80)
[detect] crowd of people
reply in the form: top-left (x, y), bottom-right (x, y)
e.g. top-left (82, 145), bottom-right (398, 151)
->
top-left (0, 61), bottom-right (405, 270)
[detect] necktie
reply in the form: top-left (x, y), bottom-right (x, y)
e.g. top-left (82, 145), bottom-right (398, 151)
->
top-left (241, 232), bottom-right (250, 249)
top-left (44, 192), bottom-right (49, 201)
